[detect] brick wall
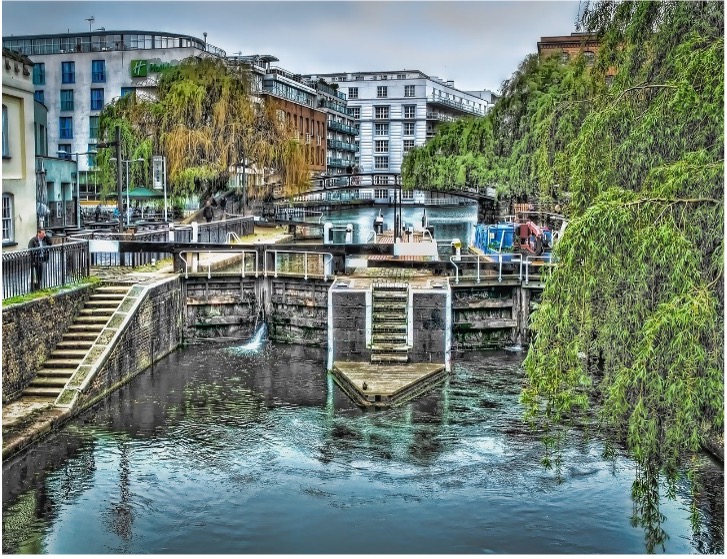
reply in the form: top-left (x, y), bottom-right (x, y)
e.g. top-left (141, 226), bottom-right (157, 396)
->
top-left (2, 285), bottom-right (92, 403)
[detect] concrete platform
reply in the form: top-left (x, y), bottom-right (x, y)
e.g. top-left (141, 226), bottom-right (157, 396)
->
top-left (332, 361), bottom-right (446, 408)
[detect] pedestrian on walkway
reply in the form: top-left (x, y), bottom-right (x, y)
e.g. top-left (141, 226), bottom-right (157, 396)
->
top-left (219, 197), bottom-right (227, 217)
top-left (28, 228), bottom-right (52, 291)
top-left (202, 199), bottom-right (214, 223)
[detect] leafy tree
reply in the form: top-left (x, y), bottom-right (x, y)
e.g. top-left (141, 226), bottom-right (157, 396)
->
top-left (522, 1), bottom-right (723, 551)
top-left (97, 56), bottom-right (309, 204)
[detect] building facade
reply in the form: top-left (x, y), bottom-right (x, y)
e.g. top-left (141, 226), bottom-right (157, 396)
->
top-left (2, 30), bottom-right (225, 199)
top-left (2, 48), bottom-right (37, 251)
top-left (305, 70), bottom-right (495, 180)
top-left (537, 32), bottom-right (599, 63)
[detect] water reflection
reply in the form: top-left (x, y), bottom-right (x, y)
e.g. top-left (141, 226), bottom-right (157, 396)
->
top-left (2, 344), bottom-right (723, 554)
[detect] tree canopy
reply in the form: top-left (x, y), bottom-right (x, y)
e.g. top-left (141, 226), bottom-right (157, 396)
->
top-left (402, 0), bottom-right (723, 551)
top-left (97, 56), bottom-right (310, 203)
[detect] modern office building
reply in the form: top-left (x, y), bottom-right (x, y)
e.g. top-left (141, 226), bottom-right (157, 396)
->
top-left (2, 30), bottom-right (226, 198)
top-left (304, 70), bottom-right (495, 182)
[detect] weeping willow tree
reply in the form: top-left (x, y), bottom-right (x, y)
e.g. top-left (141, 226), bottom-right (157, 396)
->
top-left (521, 1), bottom-right (723, 552)
top-left (401, 52), bottom-right (596, 200)
top-left (97, 56), bottom-right (310, 204)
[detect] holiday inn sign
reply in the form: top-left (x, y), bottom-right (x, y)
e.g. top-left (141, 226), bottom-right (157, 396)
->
top-left (130, 59), bottom-right (178, 78)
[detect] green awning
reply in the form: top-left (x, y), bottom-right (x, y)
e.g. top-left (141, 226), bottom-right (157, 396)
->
top-left (120, 186), bottom-right (165, 198)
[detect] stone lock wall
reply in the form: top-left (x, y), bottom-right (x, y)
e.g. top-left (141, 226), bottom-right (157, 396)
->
top-left (330, 289), bottom-right (370, 362)
top-left (75, 278), bottom-right (184, 410)
top-left (268, 278), bottom-right (330, 346)
top-left (411, 292), bottom-right (447, 363)
top-left (451, 284), bottom-right (519, 350)
top-left (184, 276), bottom-right (259, 340)
top-left (2, 285), bottom-right (92, 403)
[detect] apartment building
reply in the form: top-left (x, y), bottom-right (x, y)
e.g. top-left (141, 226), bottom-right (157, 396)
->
top-left (305, 70), bottom-right (495, 181)
top-left (2, 30), bottom-right (225, 198)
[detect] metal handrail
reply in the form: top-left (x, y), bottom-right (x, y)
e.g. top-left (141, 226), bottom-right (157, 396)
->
top-left (524, 253), bottom-right (556, 284)
top-left (449, 252), bottom-right (523, 284)
top-left (264, 249), bottom-right (334, 281)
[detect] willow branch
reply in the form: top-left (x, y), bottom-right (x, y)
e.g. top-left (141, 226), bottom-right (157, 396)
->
top-left (611, 82), bottom-right (680, 106)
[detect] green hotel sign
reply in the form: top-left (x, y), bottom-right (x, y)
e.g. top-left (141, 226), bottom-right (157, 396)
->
top-left (130, 59), bottom-right (176, 78)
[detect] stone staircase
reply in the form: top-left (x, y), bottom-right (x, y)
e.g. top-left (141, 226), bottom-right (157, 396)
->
top-left (23, 285), bottom-right (132, 400)
top-left (370, 282), bottom-right (409, 364)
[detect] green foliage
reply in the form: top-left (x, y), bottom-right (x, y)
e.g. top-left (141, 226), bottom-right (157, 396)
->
top-left (97, 57), bottom-right (310, 202)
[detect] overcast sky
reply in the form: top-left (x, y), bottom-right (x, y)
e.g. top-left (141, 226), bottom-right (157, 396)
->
top-left (3, 0), bottom-right (581, 92)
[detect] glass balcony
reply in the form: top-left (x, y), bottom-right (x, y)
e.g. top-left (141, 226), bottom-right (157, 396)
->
top-left (327, 120), bottom-right (358, 135)
top-left (426, 111), bottom-right (457, 122)
top-left (327, 158), bottom-right (356, 168)
top-left (327, 139), bottom-right (358, 152)
top-left (319, 99), bottom-right (348, 115)
top-left (427, 95), bottom-right (486, 116)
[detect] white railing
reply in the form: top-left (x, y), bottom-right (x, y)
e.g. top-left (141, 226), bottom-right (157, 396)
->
top-left (523, 253), bottom-right (556, 284)
top-left (449, 253), bottom-right (523, 284)
top-left (264, 249), bottom-right (334, 281)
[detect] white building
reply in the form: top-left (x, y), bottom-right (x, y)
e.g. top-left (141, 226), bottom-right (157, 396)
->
top-left (304, 70), bottom-right (495, 179)
top-left (2, 48), bottom-right (37, 250)
top-left (2, 30), bottom-right (225, 197)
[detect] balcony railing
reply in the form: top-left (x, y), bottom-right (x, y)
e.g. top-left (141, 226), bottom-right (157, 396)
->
top-left (327, 158), bottom-right (356, 168)
top-left (327, 139), bottom-right (358, 152)
top-left (426, 111), bottom-right (457, 122)
top-left (319, 98), bottom-right (349, 115)
top-left (327, 120), bottom-right (359, 135)
top-left (427, 95), bottom-right (486, 116)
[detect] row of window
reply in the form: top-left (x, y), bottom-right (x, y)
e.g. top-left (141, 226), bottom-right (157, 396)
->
top-left (35, 87), bottom-right (134, 108)
top-left (347, 85), bottom-right (416, 100)
top-left (54, 88), bottom-right (105, 111)
top-left (373, 139), bottom-right (416, 153)
top-left (33, 60), bottom-right (106, 86)
top-left (373, 122), bottom-right (417, 136)
top-left (57, 116), bottom-right (100, 140)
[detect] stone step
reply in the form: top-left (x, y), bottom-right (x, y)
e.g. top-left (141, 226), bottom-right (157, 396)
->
top-left (96, 285), bottom-right (131, 293)
top-left (22, 387), bottom-right (62, 398)
top-left (28, 377), bottom-right (69, 388)
top-left (372, 323), bottom-right (407, 332)
top-left (86, 299), bottom-right (123, 308)
top-left (370, 344), bottom-right (409, 352)
top-left (372, 312), bottom-right (407, 322)
top-left (56, 340), bottom-right (94, 350)
top-left (50, 349), bottom-right (88, 359)
top-left (79, 308), bottom-right (116, 317)
top-left (36, 369), bottom-right (77, 378)
top-left (74, 316), bottom-right (110, 325)
top-left (373, 291), bottom-right (408, 300)
top-left (372, 336), bottom-right (408, 346)
top-left (43, 358), bottom-right (83, 368)
top-left (371, 354), bottom-right (409, 364)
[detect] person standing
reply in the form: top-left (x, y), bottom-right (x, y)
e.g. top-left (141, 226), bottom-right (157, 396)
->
top-left (202, 199), bottom-right (214, 223)
top-left (28, 228), bottom-right (52, 291)
top-left (94, 204), bottom-right (102, 222)
top-left (219, 197), bottom-right (227, 217)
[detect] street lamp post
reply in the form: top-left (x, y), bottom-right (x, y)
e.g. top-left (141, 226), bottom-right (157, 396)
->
top-left (57, 149), bottom-right (97, 229)
top-left (110, 156), bottom-right (144, 227)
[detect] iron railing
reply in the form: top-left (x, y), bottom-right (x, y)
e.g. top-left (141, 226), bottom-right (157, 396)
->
top-left (2, 240), bottom-right (90, 300)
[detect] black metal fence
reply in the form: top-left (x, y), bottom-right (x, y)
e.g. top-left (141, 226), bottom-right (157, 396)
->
top-left (2, 240), bottom-right (90, 300)
top-left (71, 216), bottom-right (254, 268)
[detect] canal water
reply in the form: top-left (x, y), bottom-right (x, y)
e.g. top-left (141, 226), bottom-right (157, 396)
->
top-left (2, 342), bottom-right (723, 554)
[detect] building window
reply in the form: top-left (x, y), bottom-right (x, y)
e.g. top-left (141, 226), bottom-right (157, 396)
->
top-left (377, 86), bottom-right (388, 98)
top-left (59, 117), bottom-right (73, 139)
top-left (120, 87), bottom-right (135, 98)
top-left (91, 60), bottom-right (106, 82)
top-left (34, 90), bottom-right (44, 104)
top-left (61, 61), bottom-right (75, 84)
top-left (397, 74), bottom-right (406, 80)
top-left (560, 51), bottom-right (570, 63)
top-left (403, 139), bottom-right (415, 153)
top-left (33, 63), bottom-right (45, 85)
top-left (2, 193), bottom-right (14, 243)
top-left (60, 89), bottom-right (74, 111)
top-left (403, 105), bottom-right (416, 119)
top-left (2, 105), bottom-right (8, 157)
top-left (374, 123), bottom-right (389, 136)
top-left (348, 107), bottom-right (360, 119)
top-left (87, 144), bottom-right (97, 167)
top-left (584, 51), bottom-right (595, 65)
top-left (404, 85), bottom-right (415, 97)
top-left (375, 140), bottom-right (389, 153)
top-left (374, 156), bottom-right (388, 170)
top-left (401, 189), bottom-right (414, 199)
top-left (374, 188), bottom-right (389, 197)
top-left (89, 116), bottom-right (99, 139)
top-left (374, 175), bottom-right (390, 186)
top-left (374, 106), bottom-right (389, 119)
top-left (91, 89), bottom-right (104, 111)
top-left (348, 87), bottom-right (358, 99)
top-left (58, 143), bottom-right (71, 159)
top-left (403, 122), bottom-right (415, 136)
